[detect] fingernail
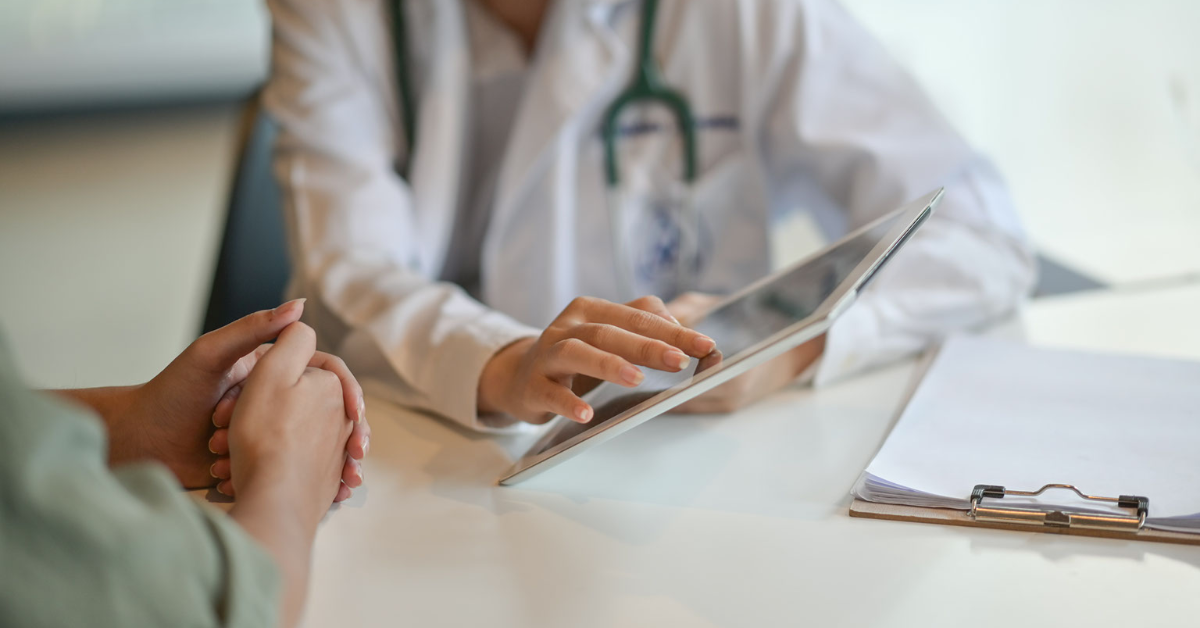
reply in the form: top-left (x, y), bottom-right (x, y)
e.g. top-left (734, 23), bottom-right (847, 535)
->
top-left (271, 298), bottom-right (306, 318)
top-left (209, 462), bottom-right (219, 479)
top-left (576, 406), bottom-right (593, 423)
top-left (357, 396), bottom-right (366, 424)
top-left (216, 484), bottom-right (231, 497)
top-left (358, 466), bottom-right (365, 484)
top-left (666, 349), bottom-right (690, 370)
top-left (694, 336), bottom-right (716, 354)
top-left (207, 436), bottom-right (218, 455)
top-left (619, 365), bottom-right (644, 386)
top-left (363, 435), bottom-right (370, 456)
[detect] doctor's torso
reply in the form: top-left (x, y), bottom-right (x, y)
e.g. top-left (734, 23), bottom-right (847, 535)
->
top-left (404, 0), bottom-right (789, 328)
top-left (267, 0), bottom-right (1023, 420)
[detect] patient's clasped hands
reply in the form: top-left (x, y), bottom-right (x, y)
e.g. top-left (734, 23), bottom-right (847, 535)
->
top-left (102, 299), bottom-right (369, 502)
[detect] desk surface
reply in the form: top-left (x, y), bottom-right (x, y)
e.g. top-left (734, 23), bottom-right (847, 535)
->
top-left (302, 285), bottom-right (1200, 628)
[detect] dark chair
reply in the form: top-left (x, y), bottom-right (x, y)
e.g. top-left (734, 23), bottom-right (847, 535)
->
top-left (1033, 254), bottom-right (1107, 298)
top-left (201, 108), bottom-right (290, 334)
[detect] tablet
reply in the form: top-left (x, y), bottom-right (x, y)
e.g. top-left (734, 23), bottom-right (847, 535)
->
top-left (499, 188), bottom-right (942, 485)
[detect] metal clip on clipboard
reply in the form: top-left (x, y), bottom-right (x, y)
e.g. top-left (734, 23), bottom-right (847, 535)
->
top-left (970, 484), bottom-right (1149, 532)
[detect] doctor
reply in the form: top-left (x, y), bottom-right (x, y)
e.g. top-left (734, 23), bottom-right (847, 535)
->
top-left (264, 0), bottom-right (1036, 429)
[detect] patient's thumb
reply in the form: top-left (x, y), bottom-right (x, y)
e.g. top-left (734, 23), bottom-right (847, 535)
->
top-left (189, 299), bottom-right (306, 370)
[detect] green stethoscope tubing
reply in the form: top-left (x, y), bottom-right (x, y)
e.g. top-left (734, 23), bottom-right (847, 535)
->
top-left (601, 0), bottom-right (698, 186)
top-left (391, 0), bottom-right (698, 186)
top-left (392, 0), bottom-right (417, 178)
top-left (391, 0), bottom-right (700, 295)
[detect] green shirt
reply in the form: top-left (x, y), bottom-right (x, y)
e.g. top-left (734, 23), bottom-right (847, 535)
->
top-left (0, 337), bottom-right (280, 627)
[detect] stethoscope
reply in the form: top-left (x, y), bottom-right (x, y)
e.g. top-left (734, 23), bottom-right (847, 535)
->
top-left (391, 0), bottom-right (703, 298)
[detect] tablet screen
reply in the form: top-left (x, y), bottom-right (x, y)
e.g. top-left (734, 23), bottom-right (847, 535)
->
top-left (529, 209), bottom-right (908, 455)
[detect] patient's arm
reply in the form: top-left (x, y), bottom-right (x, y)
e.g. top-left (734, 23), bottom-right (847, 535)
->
top-left (50, 299), bottom-right (370, 495)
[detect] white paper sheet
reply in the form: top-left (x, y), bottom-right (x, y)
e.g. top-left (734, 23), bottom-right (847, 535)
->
top-left (859, 335), bottom-right (1200, 527)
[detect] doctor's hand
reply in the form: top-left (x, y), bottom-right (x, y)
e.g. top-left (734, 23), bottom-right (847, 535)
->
top-left (666, 292), bottom-right (826, 414)
top-left (478, 296), bottom-right (717, 425)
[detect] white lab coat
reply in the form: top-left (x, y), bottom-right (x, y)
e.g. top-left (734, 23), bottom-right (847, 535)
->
top-left (264, 0), bottom-right (1036, 430)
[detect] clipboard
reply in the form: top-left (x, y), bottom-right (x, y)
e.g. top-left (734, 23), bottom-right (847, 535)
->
top-left (849, 483), bottom-right (1200, 546)
top-left (850, 336), bottom-right (1200, 547)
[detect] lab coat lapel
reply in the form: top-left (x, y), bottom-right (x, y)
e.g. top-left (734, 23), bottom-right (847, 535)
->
top-left (340, 0), bottom-right (404, 138)
top-left (406, 0), bottom-right (471, 278)
top-left (490, 2), bottom-right (632, 216)
top-left (332, 0), bottom-right (469, 278)
top-left (484, 0), bottom-right (636, 318)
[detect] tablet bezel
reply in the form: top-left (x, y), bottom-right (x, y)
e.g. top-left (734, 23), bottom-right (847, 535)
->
top-left (498, 188), bottom-right (942, 485)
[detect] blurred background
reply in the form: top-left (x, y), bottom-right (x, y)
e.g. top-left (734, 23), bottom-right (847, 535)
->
top-left (1, 0), bottom-right (1197, 389)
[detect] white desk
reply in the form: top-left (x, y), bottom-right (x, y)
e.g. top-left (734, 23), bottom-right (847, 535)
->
top-left (304, 285), bottom-right (1200, 628)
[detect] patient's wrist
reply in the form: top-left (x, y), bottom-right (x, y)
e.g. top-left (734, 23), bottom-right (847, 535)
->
top-left (51, 385), bottom-right (143, 459)
top-left (237, 471), bottom-right (325, 531)
top-left (51, 385), bottom-right (139, 422)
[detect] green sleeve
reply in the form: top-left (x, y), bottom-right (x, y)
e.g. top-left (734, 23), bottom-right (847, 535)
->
top-left (0, 341), bottom-right (280, 628)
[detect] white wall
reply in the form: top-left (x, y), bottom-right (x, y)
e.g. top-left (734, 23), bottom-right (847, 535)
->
top-left (841, 0), bottom-right (1200, 283)
top-left (0, 106), bottom-right (239, 388)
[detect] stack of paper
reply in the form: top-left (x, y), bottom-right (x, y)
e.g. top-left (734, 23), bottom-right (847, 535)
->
top-left (853, 335), bottom-right (1200, 533)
